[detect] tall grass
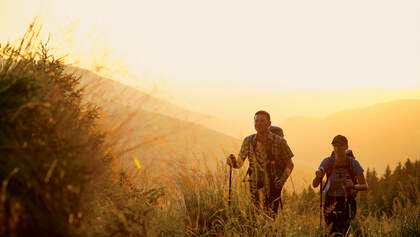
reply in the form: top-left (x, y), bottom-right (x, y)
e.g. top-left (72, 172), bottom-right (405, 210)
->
top-left (0, 20), bottom-right (162, 237)
top-left (145, 159), bottom-right (419, 237)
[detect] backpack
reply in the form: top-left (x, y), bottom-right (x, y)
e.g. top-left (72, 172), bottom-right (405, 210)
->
top-left (323, 152), bottom-right (359, 198)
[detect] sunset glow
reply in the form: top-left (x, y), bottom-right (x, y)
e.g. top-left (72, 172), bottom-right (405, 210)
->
top-left (1, 1), bottom-right (419, 113)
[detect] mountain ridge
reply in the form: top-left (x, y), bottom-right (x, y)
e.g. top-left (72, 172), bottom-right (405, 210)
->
top-left (67, 66), bottom-right (247, 138)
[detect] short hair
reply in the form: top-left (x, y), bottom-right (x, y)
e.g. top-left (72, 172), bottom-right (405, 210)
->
top-left (254, 110), bottom-right (271, 122)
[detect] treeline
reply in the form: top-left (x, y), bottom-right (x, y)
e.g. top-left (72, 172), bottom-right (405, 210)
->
top-left (291, 158), bottom-right (419, 236)
top-left (360, 159), bottom-right (420, 216)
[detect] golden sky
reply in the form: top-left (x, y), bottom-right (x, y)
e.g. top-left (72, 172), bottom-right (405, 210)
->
top-left (1, 0), bottom-right (419, 122)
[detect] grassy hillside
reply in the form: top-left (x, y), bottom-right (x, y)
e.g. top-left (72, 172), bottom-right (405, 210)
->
top-left (0, 23), bottom-right (109, 236)
top-left (2, 22), bottom-right (418, 236)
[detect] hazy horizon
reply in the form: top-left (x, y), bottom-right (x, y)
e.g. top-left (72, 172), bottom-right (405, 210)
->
top-left (72, 65), bottom-right (420, 138)
top-left (1, 1), bottom-right (419, 121)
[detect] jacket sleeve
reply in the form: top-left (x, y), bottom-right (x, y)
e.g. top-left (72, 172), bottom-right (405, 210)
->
top-left (235, 136), bottom-right (250, 168)
top-left (318, 157), bottom-right (332, 172)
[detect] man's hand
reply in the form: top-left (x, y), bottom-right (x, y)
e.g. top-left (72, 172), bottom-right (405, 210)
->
top-left (274, 159), bottom-right (293, 189)
top-left (226, 154), bottom-right (236, 167)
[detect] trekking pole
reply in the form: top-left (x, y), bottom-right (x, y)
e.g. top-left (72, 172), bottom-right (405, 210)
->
top-left (319, 177), bottom-right (323, 229)
top-left (345, 187), bottom-right (353, 237)
top-left (345, 201), bottom-right (352, 237)
top-left (344, 177), bottom-right (354, 237)
top-left (228, 165), bottom-right (232, 207)
top-left (290, 175), bottom-right (296, 194)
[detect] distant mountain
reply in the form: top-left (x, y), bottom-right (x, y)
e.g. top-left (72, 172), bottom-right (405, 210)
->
top-left (282, 99), bottom-right (420, 174)
top-left (68, 67), bottom-right (247, 138)
top-left (159, 84), bottom-right (420, 136)
top-left (66, 67), bottom-right (238, 167)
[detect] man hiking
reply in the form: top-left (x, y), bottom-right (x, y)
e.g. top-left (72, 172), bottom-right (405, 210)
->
top-left (242, 125), bottom-right (287, 212)
top-left (226, 110), bottom-right (294, 217)
top-left (312, 135), bottom-right (368, 236)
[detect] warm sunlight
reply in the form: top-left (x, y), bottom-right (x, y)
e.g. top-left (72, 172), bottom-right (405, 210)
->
top-left (1, 1), bottom-right (419, 235)
top-left (1, 0), bottom-right (419, 123)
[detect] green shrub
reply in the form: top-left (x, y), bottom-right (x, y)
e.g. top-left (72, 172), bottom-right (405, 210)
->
top-left (0, 21), bottom-right (107, 237)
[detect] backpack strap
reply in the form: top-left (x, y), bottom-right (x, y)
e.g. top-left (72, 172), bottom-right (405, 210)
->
top-left (346, 156), bottom-right (356, 182)
top-left (323, 157), bottom-right (334, 191)
top-left (265, 137), bottom-right (278, 179)
top-left (324, 155), bottom-right (358, 193)
top-left (325, 155), bottom-right (356, 179)
top-left (325, 156), bottom-right (335, 179)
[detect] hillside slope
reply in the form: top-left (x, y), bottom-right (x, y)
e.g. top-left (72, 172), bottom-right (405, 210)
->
top-left (68, 67), bottom-right (247, 138)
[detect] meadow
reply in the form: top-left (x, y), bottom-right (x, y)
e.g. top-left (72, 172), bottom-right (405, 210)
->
top-left (1, 23), bottom-right (419, 237)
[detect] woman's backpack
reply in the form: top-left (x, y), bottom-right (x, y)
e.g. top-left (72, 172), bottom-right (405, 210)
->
top-left (323, 150), bottom-right (359, 198)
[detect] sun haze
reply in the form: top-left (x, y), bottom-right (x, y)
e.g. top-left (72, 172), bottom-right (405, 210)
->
top-left (1, 0), bottom-right (419, 94)
top-left (1, 0), bottom-right (419, 136)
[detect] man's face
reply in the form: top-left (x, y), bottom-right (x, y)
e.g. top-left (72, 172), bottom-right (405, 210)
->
top-left (333, 144), bottom-right (348, 157)
top-left (254, 114), bottom-right (271, 134)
